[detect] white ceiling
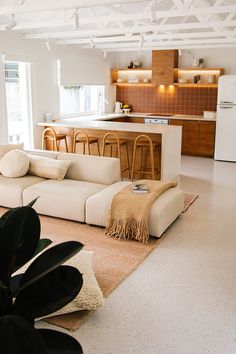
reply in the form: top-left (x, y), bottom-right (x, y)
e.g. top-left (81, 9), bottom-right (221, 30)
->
top-left (1, 0), bottom-right (236, 52)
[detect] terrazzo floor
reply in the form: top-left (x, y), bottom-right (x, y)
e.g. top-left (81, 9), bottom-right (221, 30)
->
top-left (38, 156), bottom-right (236, 354)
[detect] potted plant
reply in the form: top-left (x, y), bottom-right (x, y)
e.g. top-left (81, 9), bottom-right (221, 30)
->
top-left (123, 104), bottom-right (131, 114)
top-left (0, 200), bottom-right (84, 353)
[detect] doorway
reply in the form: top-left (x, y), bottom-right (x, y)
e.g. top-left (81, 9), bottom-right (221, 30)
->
top-left (5, 61), bottom-right (33, 149)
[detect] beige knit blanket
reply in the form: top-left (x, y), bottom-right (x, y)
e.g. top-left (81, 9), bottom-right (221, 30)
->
top-left (105, 179), bottom-right (177, 244)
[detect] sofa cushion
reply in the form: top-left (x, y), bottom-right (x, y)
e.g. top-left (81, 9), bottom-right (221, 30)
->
top-left (57, 153), bottom-right (120, 185)
top-left (23, 179), bottom-right (107, 222)
top-left (24, 149), bottom-right (60, 159)
top-left (86, 181), bottom-right (184, 238)
top-left (0, 150), bottom-right (29, 178)
top-left (0, 175), bottom-right (45, 208)
top-left (0, 143), bottom-right (24, 159)
top-left (44, 251), bottom-right (104, 317)
top-left (28, 154), bottom-right (71, 180)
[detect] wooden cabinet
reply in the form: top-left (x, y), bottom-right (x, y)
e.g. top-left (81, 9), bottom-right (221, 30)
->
top-left (169, 119), bottom-right (216, 157)
top-left (127, 117), bottom-right (144, 123)
top-left (152, 50), bottom-right (178, 86)
top-left (198, 121), bottom-right (216, 156)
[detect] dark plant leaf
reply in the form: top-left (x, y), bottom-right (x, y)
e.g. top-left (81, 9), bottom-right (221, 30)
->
top-left (0, 281), bottom-right (12, 315)
top-left (32, 239), bottom-right (52, 258)
top-left (17, 241), bottom-right (83, 293)
top-left (27, 197), bottom-right (40, 208)
top-left (39, 329), bottom-right (83, 354)
top-left (12, 265), bottom-right (83, 320)
top-left (9, 274), bottom-right (24, 297)
top-left (0, 207), bottom-right (40, 283)
top-left (0, 315), bottom-right (46, 354)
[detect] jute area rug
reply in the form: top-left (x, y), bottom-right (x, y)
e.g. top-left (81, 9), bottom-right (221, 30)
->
top-left (183, 192), bottom-right (198, 212)
top-left (0, 193), bottom-right (197, 331)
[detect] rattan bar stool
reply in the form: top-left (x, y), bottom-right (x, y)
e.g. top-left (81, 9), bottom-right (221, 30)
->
top-left (73, 130), bottom-right (100, 155)
top-left (102, 132), bottom-right (130, 179)
top-left (131, 134), bottom-right (161, 181)
top-left (42, 127), bottom-right (68, 152)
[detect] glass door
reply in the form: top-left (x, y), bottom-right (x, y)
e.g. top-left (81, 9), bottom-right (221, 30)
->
top-left (5, 61), bottom-right (33, 149)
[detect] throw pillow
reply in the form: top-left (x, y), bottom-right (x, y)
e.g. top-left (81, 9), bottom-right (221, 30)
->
top-left (27, 154), bottom-right (71, 180)
top-left (46, 251), bottom-right (104, 316)
top-left (0, 143), bottom-right (24, 159)
top-left (0, 149), bottom-right (30, 178)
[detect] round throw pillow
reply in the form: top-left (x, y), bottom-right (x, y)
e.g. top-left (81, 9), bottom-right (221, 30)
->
top-left (0, 149), bottom-right (30, 178)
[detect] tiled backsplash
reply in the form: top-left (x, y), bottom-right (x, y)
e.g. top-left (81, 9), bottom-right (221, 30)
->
top-left (116, 85), bottom-right (218, 115)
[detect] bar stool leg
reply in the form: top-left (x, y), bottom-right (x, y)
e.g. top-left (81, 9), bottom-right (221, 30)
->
top-left (131, 142), bottom-right (137, 181)
top-left (150, 143), bottom-right (155, 180)
top-left (88, 142), bottom-right (91, 155)
top-left (96, 141), bottom-right (100, 156)
top-left (125, 142), bottom-right (131, 179)
top-left (64, 137), bottom-right (69, 153)
top-left (139, 146), bottom-right (144, 179)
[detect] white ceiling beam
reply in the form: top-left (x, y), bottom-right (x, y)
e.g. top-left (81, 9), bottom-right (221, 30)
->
top-left (104, 42), bottom-right (236, 52)
top-left (24, 19), bottom-right (236, 39)
top-left (55, 29), bottom-right (236, 45)
top-left (0, 0), bottom-right (150, 16)
top-left (80, 37), bottom-right (236, 49)
top-left (2, 4), bottom-right (236, 28)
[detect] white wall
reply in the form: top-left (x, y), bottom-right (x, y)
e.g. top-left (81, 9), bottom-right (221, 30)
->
top-left (0, 31), bottom-right (113, 147)
top-left (110, 48), bottom-right (236, 74)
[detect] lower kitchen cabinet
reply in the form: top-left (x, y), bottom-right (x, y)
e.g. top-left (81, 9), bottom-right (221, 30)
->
top-left (169, 119), bottom-right (216, 157)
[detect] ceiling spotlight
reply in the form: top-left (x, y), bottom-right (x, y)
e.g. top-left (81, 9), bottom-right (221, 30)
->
top-left (5, 14), bottom-right (17, 31)
top-left (73, 8), bottom-right (79, 29)
top-left (139, 34), bottom-right (144, 49)
top-left (90, 38), bottom-right (95, 49)
top-left (46, 39), bottom-right (51, 51)
top-left (150, 3), bottom-right (157, 22)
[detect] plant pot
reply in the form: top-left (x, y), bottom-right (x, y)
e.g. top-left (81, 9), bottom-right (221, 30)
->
top-left (123, 108), bottom-right (130, 114)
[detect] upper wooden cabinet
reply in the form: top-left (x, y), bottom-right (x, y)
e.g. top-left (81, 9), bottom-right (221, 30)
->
top-left (152, 50), bottom-right (178, 86)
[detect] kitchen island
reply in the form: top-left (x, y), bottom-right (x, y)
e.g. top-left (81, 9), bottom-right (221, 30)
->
top-left (37, 114), bottom-right (182, 181)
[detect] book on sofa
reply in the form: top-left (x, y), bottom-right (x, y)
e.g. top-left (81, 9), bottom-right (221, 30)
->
top-left (132, 183), bottom-right (149, 194)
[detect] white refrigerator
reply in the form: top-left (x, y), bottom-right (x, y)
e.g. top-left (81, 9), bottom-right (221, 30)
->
top-left (214, 75), bottom-right (236, 162)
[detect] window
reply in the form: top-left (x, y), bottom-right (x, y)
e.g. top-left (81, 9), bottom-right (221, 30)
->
top-left (60, 85), bottom-right (105, 116)
top-left (5, 61), bottom-right (33, 149)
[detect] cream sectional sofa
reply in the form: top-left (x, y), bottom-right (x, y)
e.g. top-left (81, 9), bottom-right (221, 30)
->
top-left (0, 149), bottom-right (184, 238)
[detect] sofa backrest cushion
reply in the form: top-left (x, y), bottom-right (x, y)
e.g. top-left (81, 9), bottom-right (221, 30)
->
top-left (28, 154), bottom-right (71, 180)
top-left (57, 153), bottom-right (121, 185)
top-left (0, 143), bottom-right (24, 159)
top-left (24, 149), bottom-right (59, 159)
top-left (0, 149), bottom-right (29, 178)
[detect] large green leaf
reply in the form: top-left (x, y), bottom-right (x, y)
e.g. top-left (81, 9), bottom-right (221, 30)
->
top-left (0, 207), bottom-right (40, 283)
top-left (0, 315), bottom-right (46, 354)
top-left (17, 241), bottom-right (83, 293)
top-left (39, 329), bottom-right (83, 354)
top-left (9, 274), bottom-right (24, 297)
top-left (12, 265), bottom-right (83, 320)
top-left (0, 280), bottom-right (12, 315)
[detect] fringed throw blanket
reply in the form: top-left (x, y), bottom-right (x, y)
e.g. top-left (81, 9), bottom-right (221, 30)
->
top-left (105, 179), bottom-right (177, 244)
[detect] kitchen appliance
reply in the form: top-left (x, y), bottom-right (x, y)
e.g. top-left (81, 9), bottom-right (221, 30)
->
top-left (214, 75), bottom-right (236, 162)
top-left (144, 114), bottom-right (171, 125)
top-left (115, 101), bottom-right (123, 113)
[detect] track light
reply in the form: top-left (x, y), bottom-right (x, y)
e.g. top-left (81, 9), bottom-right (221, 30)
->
top-left (5, 14), bottom-right (17, 31)
top-left (74, 8), bottom-right (79, 29)
top-left (46, 39), bottom-right (51, 51)
top-left (178, 49), bottom-right (182, 56)
top-left (150, 3), bottom-right (157, 23)
top-left (103, 49), bottom-right (107, 58)
top-left (90, 38), bottom-right (95, 49)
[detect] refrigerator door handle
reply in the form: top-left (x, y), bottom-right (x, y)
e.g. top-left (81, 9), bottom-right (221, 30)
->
top-left (220, 101), bottom-right (234, 104)
top-left (220, 105), bottom-right (233, 109)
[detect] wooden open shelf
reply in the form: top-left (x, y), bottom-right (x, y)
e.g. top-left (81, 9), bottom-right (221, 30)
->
top-left (173, 83), bottom-right (218, 88)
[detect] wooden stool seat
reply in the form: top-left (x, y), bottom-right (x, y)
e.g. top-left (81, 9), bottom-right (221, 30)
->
top-left (102, 132), bottom-right (130, 179)
top-left (73, 130), bottom-right (100, 155)
top-left (131, 134), bottom-right (161, 181)
top-left (42, 127), bottom-right (68, 152)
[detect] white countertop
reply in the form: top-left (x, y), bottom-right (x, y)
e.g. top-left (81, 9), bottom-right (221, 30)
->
top-left (38, 115), bottom-right (181, 134)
